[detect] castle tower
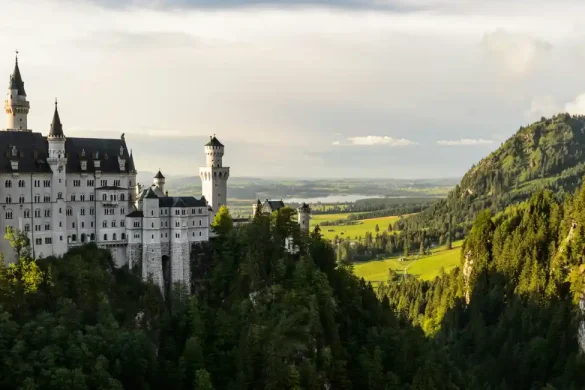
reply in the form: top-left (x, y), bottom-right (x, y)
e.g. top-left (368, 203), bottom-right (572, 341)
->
top-left (199, 135), bottom-right (229, 219)
top-left (154, 170), bottom-right (165, 194)
top-left (298, 203), bottom-right (311, 234)
top-left (4, 54), bottom-right (30, 131)
top-left (46, 99), bottom-right (68, 256)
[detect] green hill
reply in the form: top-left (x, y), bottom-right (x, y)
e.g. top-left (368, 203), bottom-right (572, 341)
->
top-left (398, 113), bottom-right (585, 233)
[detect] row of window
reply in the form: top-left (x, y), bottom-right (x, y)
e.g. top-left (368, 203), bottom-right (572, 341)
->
top-left (5, 178), bottom-right (131, 190)
top-left (148, 208), bottom-right (204, 217)
top-left (6, 207), bottom-right (127, 219)
top-left (5, 180), bottom-right (51, 188)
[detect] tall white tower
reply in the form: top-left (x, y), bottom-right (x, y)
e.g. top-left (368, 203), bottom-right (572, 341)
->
top-left (199, 135), bottom-right (229, 219)
top-left (46, 99), bottom-right (68, 256)
top-left (298, 203), bottom-right (311, 234)
top-left (4, 55), bottom-right (30, 131)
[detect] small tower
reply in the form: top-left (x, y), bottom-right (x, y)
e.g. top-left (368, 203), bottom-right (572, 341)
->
top-left (154, 170), bottom-right (165, 193)
top-left (298, 203), bottom-right (311, 234)
top-left (4, 54), bottom-right (30, 131)
top-left (199, 135), bottom-right (230, 219)
top-left (46, 99), bottom-right (68, 256)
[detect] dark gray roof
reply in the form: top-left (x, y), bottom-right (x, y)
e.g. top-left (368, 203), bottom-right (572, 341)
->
top-left (144, 188), bottom-right (158, 199)
top-left (299, 202), bottom-right (310, 210)
top-left (154, 170), bottom-right (165, 179)
top-left (48, 102), bottom-right (64, 138)
top-left (0, 131), bottom-right (134, 174)
top-left (159, 196), bottom-right (207, 208)
top-left (65, 136), bottom-right (133, 174)
top-left (264, 200), bottom-right (285, 212)
top-left (205, 136), bottom-right (224, 147)
top-left (10, 58), bottom-right (26, 96)
top-left (0, 131), bottom-right (51, 173)
top-left (126, 210), bottom-right (144, 218)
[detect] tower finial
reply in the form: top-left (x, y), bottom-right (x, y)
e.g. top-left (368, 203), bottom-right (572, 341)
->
top-left (55, 97), bottom-right (58, 108)
top-left (15, 49), bottom-right (18, 62)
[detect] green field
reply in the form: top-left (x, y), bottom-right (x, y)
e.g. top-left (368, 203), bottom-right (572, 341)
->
top-left (310, 213), bottom-right (401, 241)
top-left (353, 240), bottom-right (464, 284)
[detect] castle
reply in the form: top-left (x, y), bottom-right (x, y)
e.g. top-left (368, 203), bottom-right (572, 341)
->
top-left (0, 56), bottom-right (310, 293)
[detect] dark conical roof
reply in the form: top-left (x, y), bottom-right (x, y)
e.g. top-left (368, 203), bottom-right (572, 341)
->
top-left (49, 100), bottom-right (65, 138)
top-left (10, 57), bottom-right (26, 96)
top-left (205, 135), bottom-right (224, 147)
top-left (154, 170), bottom-right (165, 179)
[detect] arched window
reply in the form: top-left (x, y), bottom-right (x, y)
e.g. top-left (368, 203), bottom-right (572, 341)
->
top-left (44, 209), bottom-right (51, 217)
top-left (90, 233), bottom-right (95, 241)
top-left (103, 234), bottom-right (108, 241)
top-left (34, 209), bottom-right (41, 218)
top-left (66, 208), bottom-right (72, 216)
top-left (24, 209), bottom-right (30, 218)
top-left (102, 194), bottom-right (107, 201)
top-left (121, 233), bottom-right (126, 240)
top-left (103, 220), bottom-right (108, 228)
top-left (113, 233), bottom-right (117, 240)
top-left (120, 193), bottom-right (125, 201)
top-left (5, 180), bottom-right (11, 188)
top-left (18, 180), bottom-right (25, 187)
top-left (44, 194), bottom-right (51, 203)
top-left (218, 172), bottom-right (222, 179)
top-left (4, 209), bottom-right (13, 219)
top-left (5, 196), bottom-right (11, 204)
top-left (71, 234), bottom-right (77, 242)
top-left (81, 233), bottom-right (86, 243)
top-left (19, 195), bottom-right (25, 203)
top-left (24, 224), bottom-right (30, 232)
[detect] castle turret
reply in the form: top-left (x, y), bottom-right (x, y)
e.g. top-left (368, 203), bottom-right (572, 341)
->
top-left (46, 99), bottom-right (67, 255)
top-left (200, 135), bottom-right (230, 219)
top-left (298, 203), bottom-right (311, 234)
top-left (154, 170), bottom-right (165, 194)
top-left (4, 55), bottom-right (30, 131)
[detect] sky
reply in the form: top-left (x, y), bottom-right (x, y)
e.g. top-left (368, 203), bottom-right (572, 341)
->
top-left (3, 0), bottom-right (585, 179)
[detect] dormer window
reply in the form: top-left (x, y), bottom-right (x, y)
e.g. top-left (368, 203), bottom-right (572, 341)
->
top-left (11, 145), bottom-right (17, 157)
top-left (10, 160), bottom-right (18, 170)
top-left (119, 146), bottom-right (124, 156)
top-left (94, 159), bottom-right (101, 169)
top-left (119, 156), bottom-right (126, 171)
top-left (81, 160), bottom-right (87, 171)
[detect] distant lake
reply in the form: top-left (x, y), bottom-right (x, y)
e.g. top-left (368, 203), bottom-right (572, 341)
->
top-left (284, 194), bottom-right (388, 204)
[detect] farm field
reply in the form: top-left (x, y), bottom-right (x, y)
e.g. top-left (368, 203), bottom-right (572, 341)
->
top-left (353, 240), bottom-right (464, 284)
top-left (310, 213), bottom-right (401, 241)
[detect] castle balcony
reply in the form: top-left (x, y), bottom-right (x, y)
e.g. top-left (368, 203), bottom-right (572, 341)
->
top-left (101, 200), bottom-right (119, 207)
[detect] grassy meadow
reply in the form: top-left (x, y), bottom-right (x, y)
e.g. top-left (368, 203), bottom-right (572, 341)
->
top-left (353, 240), bottom-right (464, 284)
top-left (310, 213), bottom-right (402, 241)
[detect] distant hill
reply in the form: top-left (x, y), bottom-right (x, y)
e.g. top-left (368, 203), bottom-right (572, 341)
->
top-left (398, 113), bottom-right (585, 233)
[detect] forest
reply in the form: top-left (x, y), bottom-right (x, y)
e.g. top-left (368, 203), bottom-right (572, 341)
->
top-left (1, 187), bottom-right (585, 388)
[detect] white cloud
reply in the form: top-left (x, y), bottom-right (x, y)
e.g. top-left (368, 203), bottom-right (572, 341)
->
top-left (437, 138), bottom-right (494, 146)
top-left (565, 93), bottom-right (585, 115)
top-left (334, 135), bottom-right (416, 146)
top-left (481, 29), bottom-right (551, 75)
top-left (525, 95), bottom-right (561, 120)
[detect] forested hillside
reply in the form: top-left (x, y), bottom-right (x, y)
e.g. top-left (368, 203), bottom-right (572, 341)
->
top-left (2, 193), bottom-right (585, 389)
top-left (397, 113), bottom-right (585, 235)
top-left (380, 186), bottom-right (585, 389)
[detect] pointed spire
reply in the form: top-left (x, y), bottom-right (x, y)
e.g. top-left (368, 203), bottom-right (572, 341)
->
top-left (10, 52), bottom-right (26, 96)
top-left (49, 98), bottom-right (64, 138)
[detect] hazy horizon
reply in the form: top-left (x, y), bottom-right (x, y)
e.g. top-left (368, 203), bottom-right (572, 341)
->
top-left (4, 0), bottom-right (585, 178)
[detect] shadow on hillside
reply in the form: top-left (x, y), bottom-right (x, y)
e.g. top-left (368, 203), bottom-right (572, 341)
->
top-left (432, 270), bottom-right (585, 389)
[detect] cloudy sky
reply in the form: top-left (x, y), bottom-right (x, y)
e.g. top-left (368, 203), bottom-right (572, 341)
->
top-left (3, 0), bottom-right (585, 179)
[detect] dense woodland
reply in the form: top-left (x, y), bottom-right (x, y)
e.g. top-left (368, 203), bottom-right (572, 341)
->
top-left (398, 114), bottom-right (585, 236)
top-left (308, 198), bottom-right (438, 217)
top-left (2, 193), bottom-right (585, 389)
top-left (3, 114), bottom-right (585, 389)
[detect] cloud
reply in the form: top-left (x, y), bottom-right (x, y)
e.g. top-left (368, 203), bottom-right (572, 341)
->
top-left (480, 29), bottom-right (551, 75)
top-left (437, 138), bottom-right (494, 146)
top-left (334, 135), bottom-right (416, 146)
top-left (565, 93), bottom-right (585, 115)
top-left (525, 95), bottom-right (561, 120)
